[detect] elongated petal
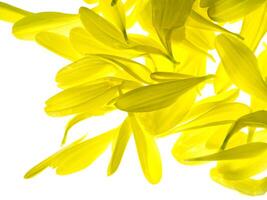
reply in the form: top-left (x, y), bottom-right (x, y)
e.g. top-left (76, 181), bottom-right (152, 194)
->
top-left (108, 118), bottom-right (131, 175)
top-left (115, 75), bottom-right (212, 112)
top-left (0, 2), bottom-right (31, 23)
top-left (151, 0), bottom-right (195, 54)
top-left (45, 82), bottom-right (118, 116)
top-left (187, 11), bottom-right (242, 39)
top-left (207, 0), bottom-right (266, 22)
top-left (150, 72), bottom-right (193, 82)
top-left (241, 3), bottom-right (267, 51)
top-left (211, 168), bottom-right (267, 196)
top-left (62, 108), bottom-right (112, 145)
top-left (152, 0), bottom-right (195, 30)
top-left (79, 7), bottom-right (126, 49)
top-left (130, 115), bottom-right (162, 184)
top-left (56, 56), bottom-right (117, 88)
top-left (24, 130), bottom-right (115, 178)
top-left (13, 12), bottom-right (79, 40)
top-left (172, 126), bottom-right (224, 165)
top-left (97, 54), bottom-right (152, 84)
top-left (35, 32), bottom-right (81, 61)
top-left (222, 111), bottom-right (267, 149)
top-left (187, 142), bottom-right (267, 161)
top-left (214, 150), bottom-right (267, 180)
top-left (99, 0), bottom-right (126, 35)
top-left (187, 89), bottom-right (239, 119)
top-left (173, 103), bottom-right (250, 132)
top-left (216, 34), bottom-right (267, 100)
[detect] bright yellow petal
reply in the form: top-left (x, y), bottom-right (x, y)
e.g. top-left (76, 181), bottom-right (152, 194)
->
top-left (207, 0), bottom-right (266, 22)
top-left (45, 81), bottom-right (119, 116)
top-left (108, 118), bottom-right (131, 175)
top-left (0, 2), bottom-right (31, 23)
top-left (35, 32), bottom-right (82, 61)
top-left (13, 12), bottom-right (79, 40)
top-left (130, 114), bottom-right (162, 184)
top-left (241, 3), bottom-right (267, 51)
top-left (79, 7), bottom-right (126, 49)
top-left (187, 142), bottom-right (267, 161)
top-left (216, 34), bottom-right (267, 100)
top-left (115, 75), bottom-right (212, 112)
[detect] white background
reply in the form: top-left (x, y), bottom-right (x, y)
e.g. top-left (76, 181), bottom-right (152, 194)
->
top-left (0, 1), bottom-right (266, 199)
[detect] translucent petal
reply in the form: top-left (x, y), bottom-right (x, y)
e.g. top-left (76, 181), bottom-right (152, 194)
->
top-left (115, 75), bottom-right (212, 112)
top-left (173, 103), bottom-right (250, 133)
top-left (79, 7), bottom-right (126, 49)
top-left (187, 11), bottom-right (242, 39)
top-left (13, 12), bottom-right (80, 40)
top-left (207, 0), bottom-right (266, 22)
top-left (216, 34), bottom-right (267, 100)
top-left (0, 2), bottom-right (31, 23)
top-left (97, 54), bottom-right (152, 84)
top-left (108, 118), bottom-right (131, 175)
top-left (187, 142), bottom-right (267, 161)
top-left (45, 82), bottom-right (119, 116)
top-left (241, 3), bottom-right (267, 51)
top-left (35, 32), bottom-right (82, 61)
top-left (24, 130), bottom-right (116, 178)
top-left (211, 168), bottom-right (267, 196)
top-left (222, 111), bottom-right (267, 149)
top-left (62, 108), bottom-right (112, 145)
top-left (55, 56), bottom-right (118, 89)
top-left (130, 114), bottom-right (162, 184)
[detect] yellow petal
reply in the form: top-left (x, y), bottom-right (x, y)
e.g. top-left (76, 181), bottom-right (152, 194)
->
top-left (172, 126), bottom-right (224, 165)
top-left (241, 3), bottom-right (267, 51)
top-left (173, 103), bottom-right (250, 133)
top-left (97, 54), bottom-right (152, 84)
top-left (188, 89), bottom-right (239, 119)
top-left (130, 114), bottom-right (162, 184)
top-left (45, 82), bottom-right (118, 116)
top-left (55, 56), bottom-right (117, 89)
top-left (24, 129), bottom-right (116, 178)
top-left (79, 7), bottom-right (126, 49)
top-left (207, 0), bottom-right (266, 22)
top-left (137, 89), bottom-right (197, 136)
top-left (0, 2), bottom-right (31, 23)
top-left (214, 150), bottom-right (267, 180)
top-left (150, 72), bottom-right (194, 82)
top-left (35, 32), bottom-right (82, 61)
top-left (13, 12), bottom-right (79, 40)
top-left (216, 34), bottom-right (267, 100)
top-left (115, 75), bottom-right (212, 112)
top-left (187, 142), bottom-right (267, 161)
top-left (222, 111), bottom-right (267, 149)
top-left (151, 0), bottom-right (195, 54)
top-left (99, 0), bottom-right (126, 36)
top-left (187, 11), bottom-right (242, 39)
top-left (211, 168), bottom-right (267, 196)
top-left (108, 118), bottom-right (131, 175)
top-left (62, 108), bottom-right (112, 145)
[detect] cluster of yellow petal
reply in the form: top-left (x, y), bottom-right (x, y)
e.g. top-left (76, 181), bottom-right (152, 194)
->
top-left (1, 0), bottom-right (267, 196)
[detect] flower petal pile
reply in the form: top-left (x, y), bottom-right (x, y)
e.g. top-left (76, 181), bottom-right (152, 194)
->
top-left (1, 0), bottom-right (267, 196)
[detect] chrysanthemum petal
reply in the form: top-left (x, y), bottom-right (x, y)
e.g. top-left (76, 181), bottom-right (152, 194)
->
top-left (207, 0), bottom-right (267, 22)
top-left (0, 2), bottom-right (31, 23)
top-left (13, 12), bottom-right (79, 40)
top-left (35, 32), bottom-right (82, 61)
top-left (115, 75), bottom-right (212, 112)
top-left (216, 34), bottom-right (267, 101)
top-left (79, 7), bottom-right (126, 49)
top-left (130, 115), bottom-right (162, 184)
top-left (45, 81), bottom-right (119, 116)
top-left (108, 118), bottom-right (131, 175)
top-left (187, 142), bottom-right (267, 161)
